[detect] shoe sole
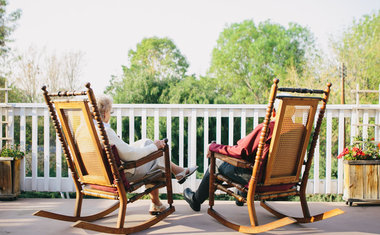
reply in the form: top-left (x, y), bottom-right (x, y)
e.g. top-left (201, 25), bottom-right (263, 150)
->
top-left (177, 166), bottom-right (198, 184)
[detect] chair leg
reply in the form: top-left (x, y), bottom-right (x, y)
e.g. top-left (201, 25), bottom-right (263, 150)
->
top-left (33, 201), bottom-right (120, 222)
top-left (74, 191), bottom-right (83, 217)
top-left (73, 206), bottom-right (175, 234)
top-left (260, 200), bottom-right (344, 223)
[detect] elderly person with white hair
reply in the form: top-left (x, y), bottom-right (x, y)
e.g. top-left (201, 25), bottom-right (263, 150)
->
top-left (96, 95), bottom-right (197, 215)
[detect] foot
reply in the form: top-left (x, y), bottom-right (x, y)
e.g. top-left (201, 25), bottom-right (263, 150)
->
top-left (149, 202), bottom-right (166, 215)
top-left (176, 166), bottom-right (198, 184)
top-left (183, 188), bottom-right (200, 211)
top-left (235, 189), bottom-right (246, 207)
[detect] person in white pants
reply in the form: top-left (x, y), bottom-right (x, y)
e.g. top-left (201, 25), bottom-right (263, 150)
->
top-left (96, 95), bottom-right (198, 215)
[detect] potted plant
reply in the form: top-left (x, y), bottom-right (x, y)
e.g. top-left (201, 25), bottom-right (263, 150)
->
top-left (337, 137), bottom-right (380, 206)
top-left (0, 145), bottom-right (24, 200)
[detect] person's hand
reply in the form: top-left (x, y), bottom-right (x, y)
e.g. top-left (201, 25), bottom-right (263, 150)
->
top-left (207, 150), bottom-right (212, 158)
top-left (154, 140), bottom-right (165, 149)
top-left (206, 143), bottom-right (212, 158)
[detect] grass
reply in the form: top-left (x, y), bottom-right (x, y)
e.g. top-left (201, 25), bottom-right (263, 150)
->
top-left (18, 191), bottom-right (344, 202)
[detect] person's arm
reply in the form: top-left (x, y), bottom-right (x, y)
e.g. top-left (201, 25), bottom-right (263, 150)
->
top-left (105, 127), bottom-right (158, 162)
top-left (208, 123), bottom-right (265, 159)
top-left (208, 143), bottom-right (246, 159)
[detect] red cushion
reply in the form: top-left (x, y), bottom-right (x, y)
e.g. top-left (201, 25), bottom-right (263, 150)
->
top-left (111, 145), bottom-right (130, 190)
top-left (89, 145), bottom-right (130, 192)
top-left (256, 183), bottom-right (296, 193)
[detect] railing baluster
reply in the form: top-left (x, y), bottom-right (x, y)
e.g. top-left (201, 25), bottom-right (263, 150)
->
top-left (166, 109), bottom-right (172, 149)
top-left (338, 110), bottom-right (345, 194)
top-left (142, 109), bottom-right (147, 140)
top-left (154, 109), bottom-right (159, 140)
top-left (116, 108), bottom-right (122, 139)
top-left (241, 109), bottom-right (246, 138)
top-left (326, 110), bottom-right (332, 194)
top-left (190, 109), bottom-right (197, 189)
top-left (204, 110), bottom-right (209, 174)
top-left (20, 107), bottom-right (26, 191)
top-left (313, 116), bottom-right (320, 194)
top-left (363, 110), bottom-right (369, 140)
top-left (254, 110), bottom-right (259, 129)
top-left (55, 133), bottom-right (62, 191)
top-left (351, 110), bottom-right (357, 144)
top-left (8, 107), bottom-right (14, 146)
top-left (216, 109), bottom-right (221, 144)
top-left (44, 109), bottom-right (50, 191)
top-left (32, 108), bottom-right (38, 191)
top-left (179, 109), bottom-right (184, 168)
top-left (228, 109), bottom-right (234, 146)
top-left (129, 108), bottom-right (135, 144)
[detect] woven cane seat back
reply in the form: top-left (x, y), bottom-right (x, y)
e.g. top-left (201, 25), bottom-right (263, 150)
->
top-left (263, 96), bottom-right (319, 185)
top-left (54, 101), bottom-right (113, 186)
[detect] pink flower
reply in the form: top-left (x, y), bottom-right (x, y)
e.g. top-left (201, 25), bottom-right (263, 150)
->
top-left (337, 148), bottom-right (349, 159)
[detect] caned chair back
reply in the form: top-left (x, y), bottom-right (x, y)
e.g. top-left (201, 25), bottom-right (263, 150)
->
top-left (54, 100), bottom-right (113, 187)
top-left (263, 96), bottom-right (320, 185)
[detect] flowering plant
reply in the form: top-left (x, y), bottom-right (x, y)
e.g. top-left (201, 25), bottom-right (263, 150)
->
top-left (337, 137), bottom-right (380, 160)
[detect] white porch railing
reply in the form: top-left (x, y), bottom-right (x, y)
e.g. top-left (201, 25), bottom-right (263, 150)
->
top-left (1, 103), bottom-right (379, 195)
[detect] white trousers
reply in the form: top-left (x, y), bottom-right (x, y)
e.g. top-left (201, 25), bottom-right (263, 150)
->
top-left (124, 139), bottom-right (165, 182)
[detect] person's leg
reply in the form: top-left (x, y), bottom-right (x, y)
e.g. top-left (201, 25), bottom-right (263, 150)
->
top-left (183, 161), bottom-right (226, 211)
top-left (219, 163), bottom-right (251, 206)
top-left (149, 188), bottom-right (162, 206)
top-left (219, 163), bottom-right (252, 186)
top-left (148, 188), bottom-right (166, 215)
top-left (170, 162), bottom-right (185, 176)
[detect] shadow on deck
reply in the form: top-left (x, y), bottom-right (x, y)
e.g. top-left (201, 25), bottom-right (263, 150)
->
top-left (0, 199), bottom-right (379, 234)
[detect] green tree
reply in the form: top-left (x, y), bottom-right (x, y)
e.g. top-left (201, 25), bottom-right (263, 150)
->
top-left (106, 37), bottom-right (189, 104)
top-left (0, 0), bottom-right (21, 56)
top-left (331, 10), bottom-right (380, 104)
top-left (167, 75), bottom-right (220, 104)
top-left (208, 20), bottom-right (317, 104)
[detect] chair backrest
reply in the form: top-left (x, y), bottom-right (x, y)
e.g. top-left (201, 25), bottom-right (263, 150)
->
top-left (42, 84), bottom-right (121, 191)
top-left (54, 100), bottom-right (113, 186)
top-left (263, 96), bottom-right (320, 185)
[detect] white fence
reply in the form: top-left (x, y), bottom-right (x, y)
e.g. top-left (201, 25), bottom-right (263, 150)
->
top-left (1, 103), bottom-right (379, 195)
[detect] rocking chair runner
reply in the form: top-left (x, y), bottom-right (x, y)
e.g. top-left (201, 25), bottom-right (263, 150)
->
top-left (33, 83), bottom-right (175, 234)
top-left (208, 79), bottom-right (344, 233)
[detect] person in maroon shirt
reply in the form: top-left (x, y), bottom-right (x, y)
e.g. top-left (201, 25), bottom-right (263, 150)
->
top-left (183, 113), bottom-right (277, 212)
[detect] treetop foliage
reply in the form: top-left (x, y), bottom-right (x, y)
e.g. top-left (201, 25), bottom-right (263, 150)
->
top-left (0, 0), bottom-right (21, 56)
top-left (330, 10), bottom-right (380, 104)
top-left (208, 19), bottom-right (317, 104)
top-left (106, 37), bottom-right (189, 104)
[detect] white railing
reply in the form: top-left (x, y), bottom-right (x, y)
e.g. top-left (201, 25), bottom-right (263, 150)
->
top-left (1, 103), bottom-right (379, 195)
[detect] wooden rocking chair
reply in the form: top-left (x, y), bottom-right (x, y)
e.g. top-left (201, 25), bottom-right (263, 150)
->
top-left (208, 79), bottom-right (344, 233)
top-left (34, 83), bottom-right (175, 234)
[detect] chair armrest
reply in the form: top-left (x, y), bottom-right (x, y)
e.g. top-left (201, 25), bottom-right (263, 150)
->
top-left (213, 153), bottom-right (253, 169)
top-left (118, 139), bottom-right (169, 170)
top-left (119, 150), bottom-right (165, 170)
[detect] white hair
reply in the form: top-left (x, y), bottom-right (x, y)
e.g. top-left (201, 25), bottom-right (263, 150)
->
top-left (96, 94), bottom-right (113, 120)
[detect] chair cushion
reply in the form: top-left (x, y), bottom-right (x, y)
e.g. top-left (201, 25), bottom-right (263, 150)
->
top-left (89, 145), bottom-right (130, 193)
top-left (256, 183), bottom-right (296, 193)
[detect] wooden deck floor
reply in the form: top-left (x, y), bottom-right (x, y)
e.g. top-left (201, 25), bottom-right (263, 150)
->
top-left (1, 198), bottom-right (379, 234)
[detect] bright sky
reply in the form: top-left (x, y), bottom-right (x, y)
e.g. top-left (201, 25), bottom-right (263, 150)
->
top-left (8, 0), bottom-right (380, 93)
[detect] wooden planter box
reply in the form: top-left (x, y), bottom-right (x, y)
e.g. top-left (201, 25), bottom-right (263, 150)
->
top-left (0, 157), bottom-right (21, 200)
top-left (344, 160), bottom-right (380, 206)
